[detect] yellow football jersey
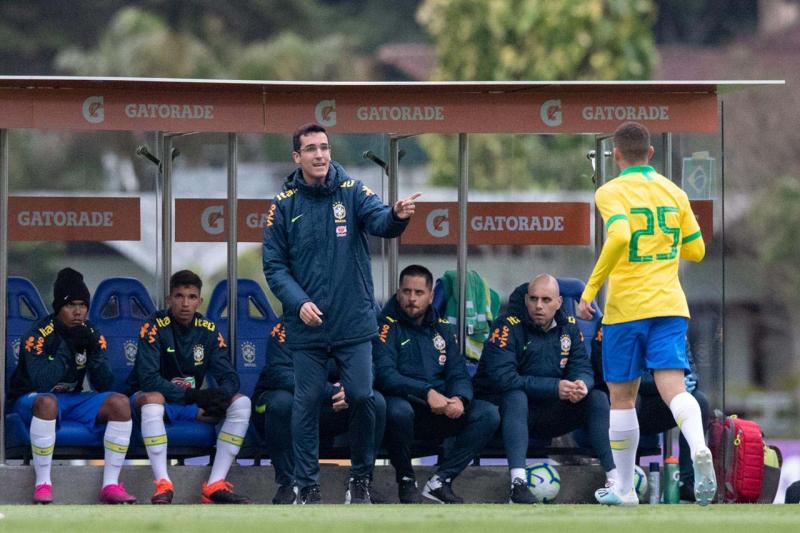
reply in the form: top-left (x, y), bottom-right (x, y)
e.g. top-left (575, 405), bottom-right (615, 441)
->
top-left (581, 165), bottom-right (705, 324)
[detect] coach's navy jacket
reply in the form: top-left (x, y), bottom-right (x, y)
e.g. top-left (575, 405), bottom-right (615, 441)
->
top-left (262, 161), bottom-right (408, 350)
top-left (8, 314), bottom-right (113, 404)
top-left (373, 297), bottom-right (473, 405)
top-left (127, 310), bottom-right (239, 404)
top-left (251, 321), bottom-right (340, 402)
top-left (473, 284), bottom-right (593, 400)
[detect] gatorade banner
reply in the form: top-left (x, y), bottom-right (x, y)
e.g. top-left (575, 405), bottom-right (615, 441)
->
top-left (1, 84), bottom-right (717, 133)
top-left (265, 92), bottom-right (717, 134)
top-left (8, 197), bottom-right (140, 241)
top-left (174, 199), bottom-right (272, 242)
top-left (402, 202), bottom-right (591, 246)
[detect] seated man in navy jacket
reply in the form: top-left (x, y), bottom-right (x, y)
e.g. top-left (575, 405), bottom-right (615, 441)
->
top-left (128, 270), bottom-right (251, 505)
top-left (374, 265), bottom-right (500, 504)
top-left (473, 274), bottom-right (616, 504)
top-left (590, 324), bottom-right (711, 501)
top-left (252, 320), bottom-right (387, 504)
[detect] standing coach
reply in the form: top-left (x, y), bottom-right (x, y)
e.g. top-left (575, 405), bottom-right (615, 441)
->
top-left (262, 123), bottom-right (419, 504)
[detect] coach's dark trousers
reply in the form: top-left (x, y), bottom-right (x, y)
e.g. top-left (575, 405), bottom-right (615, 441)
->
top-left (292, 342), bottom-right (376, 489)
top-left (261, 388), bottom-right (386, 487)
top-left (384, 396), bottom-right (500, 482)
top-left (493, 388), bottom-right (615, 472)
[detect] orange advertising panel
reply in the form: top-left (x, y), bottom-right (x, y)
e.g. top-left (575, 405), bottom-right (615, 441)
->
top-left (265, 92), bottom-right (717, 134)
top-left (174, 199), bottom-right (272, 242)
top-left (29, 90), bottom-right (264, 132)
top-left (0, 93), bottom-right (34, 128)
top-left (8, 197), bottom-right (140, 241)
top-left (402, 202), bottom-right (591, 246)
top-left (690, 199), bottom-right (714, 244)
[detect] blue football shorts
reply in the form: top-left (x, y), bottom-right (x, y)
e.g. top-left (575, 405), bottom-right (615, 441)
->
top-left (602, 316), bottom-right (690, 383)
top-left (14, 391), bottom-right (116, 433)
top-left (129, 392), bottom-right (200, 422)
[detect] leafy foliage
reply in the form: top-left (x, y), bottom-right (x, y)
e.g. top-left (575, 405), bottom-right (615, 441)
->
top-left (416, 0), bottom-right (657, 190)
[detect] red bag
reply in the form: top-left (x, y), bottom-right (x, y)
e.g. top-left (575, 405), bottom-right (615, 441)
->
top-left (708, 413), bottom-right (765, 503)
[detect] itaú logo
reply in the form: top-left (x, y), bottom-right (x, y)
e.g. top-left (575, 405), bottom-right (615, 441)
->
top-left (201, 205), bottom-right (225, 235)
top-left (426, 208), bottom-right (449, 238)
top-left (82, 96), bottom-right (105, 124)
top-left (540, 99), bottom-right (562, 127)
top-left (315, 99), bottom-right (337, 127)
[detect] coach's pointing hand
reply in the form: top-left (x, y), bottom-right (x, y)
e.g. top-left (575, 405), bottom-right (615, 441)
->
top-left (394, 192), bottom-right (422, 220)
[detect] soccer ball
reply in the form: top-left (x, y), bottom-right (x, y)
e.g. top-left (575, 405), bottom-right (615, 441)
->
top-left (526, 463), bottom-right (561, 503)
top-left (633, 465), bottom-right (648, 502)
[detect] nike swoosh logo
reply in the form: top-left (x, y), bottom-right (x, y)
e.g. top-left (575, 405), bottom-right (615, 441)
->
top-left (48, 356), bottom-right (54, 361)
top-left (291, 214), bottom-right (304, 223)
top-left (401, 339), bottom-right (411, 346)
top-left (167, 347), bottom-right (176, 352)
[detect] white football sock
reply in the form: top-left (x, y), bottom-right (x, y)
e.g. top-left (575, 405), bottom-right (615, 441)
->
top-left (669, 392), bottom-right (708, 458)
top-left (102, 420), bottom-right (132, 487)
top-left (141, 403), bottom-right (170, 482)
top-left (209, 396), bottom-right (250, 484)
top-left (609, 408), bottom-right (639, 495)
top-left (606, 468), bottom-right (619, 483)
top-left (30, 417), bottom-right (56, 486)
top-left (510, 468), bottom-right (526, 482)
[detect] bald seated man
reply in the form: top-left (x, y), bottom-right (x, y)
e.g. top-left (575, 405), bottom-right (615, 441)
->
top-left (473, 274), bottom-right (616, 504)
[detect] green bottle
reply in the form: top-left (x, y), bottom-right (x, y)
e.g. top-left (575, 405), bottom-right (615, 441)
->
top-left (663, 456), bottom-right (681, 504)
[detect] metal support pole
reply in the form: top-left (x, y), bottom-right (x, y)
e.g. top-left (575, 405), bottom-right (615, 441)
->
top-left (661, 131), bottom-right (674, 460)
top-left (663, 132), bottom-right (674, 182)
top-left (0, 130), bottom-right (8, 464)
top-left (156, 132), bottom-right (173, 307)
top-left (457, 134), bottom-right (469, 349)
top-left (227, 133), bottom-right (238, 364)
top-left (387, 137), bottom-right (400, 296)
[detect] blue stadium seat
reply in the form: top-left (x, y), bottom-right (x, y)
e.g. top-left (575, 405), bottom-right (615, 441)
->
top-left (88, 277), bottom-right (156, 393)
top-left (206, 279), bottom-right (278, 397)
top-left (5, 277), bottom-right (50, 453)
top-left (555, 277), bottom-right (602, 357)
top-left (5, 277), bottom-right (49, 389)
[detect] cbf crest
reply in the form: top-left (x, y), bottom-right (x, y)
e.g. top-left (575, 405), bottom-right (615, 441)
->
top-left (241, 341), bottom-right (257, 368)
top-left (124, 339), bottom-right (138, 365)
top-left (193, 344), bottom-right (205, 365)
top-left (75, 352), bottom-right (87, 368)
top-left (12, 338), bottom-right (20, 363)
top-left (333, 202), bottom-right (347, 223)
top-left (433, 333), bottom-right (447, 365)
top-left (560, 334), bottom-right (571, 355)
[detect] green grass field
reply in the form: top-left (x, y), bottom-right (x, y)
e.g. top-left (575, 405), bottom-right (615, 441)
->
top-left (0, 504), bottom-right (796, 533)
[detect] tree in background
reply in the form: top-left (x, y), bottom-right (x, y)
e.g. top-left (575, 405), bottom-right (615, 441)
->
top-left (416, 0), bottom-right (657, 190)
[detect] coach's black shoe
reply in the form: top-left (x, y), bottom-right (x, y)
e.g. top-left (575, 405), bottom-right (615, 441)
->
top-left (272, 484), bottom-right (297, 505)
top-left (299, 484), bottom-right (322, 505)
top-left (509, 478), bottom-right (537, 504)
top-left (422, 476), bottom-right (463, 504)
top-left (345, 477), bottom-right (371, 504)
top-left (398, 478), bottom-right (423, 504)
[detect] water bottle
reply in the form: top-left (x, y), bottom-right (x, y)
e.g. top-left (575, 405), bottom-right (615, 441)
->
top-left (663, 456), bottom-right (681, 504)
top-left (648, 462), bottom-right (661, 504)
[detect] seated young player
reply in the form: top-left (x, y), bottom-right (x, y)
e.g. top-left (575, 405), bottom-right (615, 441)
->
top-left (474, 274), bottom-right (616, 504)
top-left (128, 270), bottom-right (251, 504)
top-left (252, 321), bottom-right (387, 504)
top-left (8, 268), bottom-right (136, 504)
top-left (590, 324), bottom-right (712, 500)
top-left (374, 265), bottom-right (500, 504)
